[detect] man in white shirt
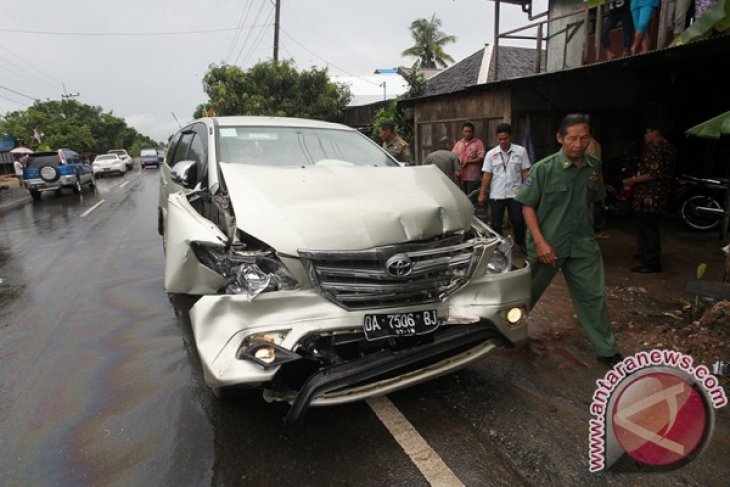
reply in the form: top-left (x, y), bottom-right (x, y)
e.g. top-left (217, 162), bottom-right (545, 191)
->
top-left (477, 123), bottom-right (531, 252)
top-left (14, 157), bottom-right (24, 182)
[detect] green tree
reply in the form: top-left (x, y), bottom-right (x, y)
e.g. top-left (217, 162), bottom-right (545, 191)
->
top-left (401, 14), bottom-right (457, 69)
top-left (194, 59), bottom-right (351, 121)
top-left (0, 99), bottom-right (158, 158)
top-left (401, 63), bottom-right (427, 99)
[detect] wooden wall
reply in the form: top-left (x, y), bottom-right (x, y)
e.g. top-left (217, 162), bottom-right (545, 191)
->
top-left (413, 88), bottom-right (512, 164)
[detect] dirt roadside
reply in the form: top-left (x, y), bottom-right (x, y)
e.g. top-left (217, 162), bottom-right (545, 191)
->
top-left (520, 213), bottom-right (729, 390)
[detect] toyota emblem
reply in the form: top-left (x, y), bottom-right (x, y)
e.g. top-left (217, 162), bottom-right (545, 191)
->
top-left (385, 254), bottom-right (413, 278)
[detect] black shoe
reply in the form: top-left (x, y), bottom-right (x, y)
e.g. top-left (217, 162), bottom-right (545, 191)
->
top-left (597, 353), bottom-right (625, 367)
top-left (630, 264), bottom-right (661, 273)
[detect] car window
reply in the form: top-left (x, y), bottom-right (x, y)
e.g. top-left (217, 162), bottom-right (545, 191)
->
top-left (166, 132), bottom-right (183, 165)
top-left (172, 133), bottom-right (194, 165)
top-left (26, 154), bottom-right (60, 168)
top-left (187, 134), bottom-right (205, 165)
top-left (217, 127), bottom-right (396, 167)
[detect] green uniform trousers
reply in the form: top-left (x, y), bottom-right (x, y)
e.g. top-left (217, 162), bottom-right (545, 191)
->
top-left (528, 253), bottom-right (618, 357)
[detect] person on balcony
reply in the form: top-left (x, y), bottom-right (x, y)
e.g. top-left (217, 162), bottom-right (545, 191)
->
top-left (630, 0), bottom-right (659, 54)
top-left (601, 0), bottom-right (635, 59)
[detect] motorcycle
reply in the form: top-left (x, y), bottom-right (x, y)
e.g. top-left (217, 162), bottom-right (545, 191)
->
top-left (670, 174), bottom-right (728, 232)
top-left (593, 155), bottom-right (635, 231)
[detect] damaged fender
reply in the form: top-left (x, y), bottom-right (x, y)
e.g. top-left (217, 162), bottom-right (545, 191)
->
top-left (164, 192), bottom-right (229, 294)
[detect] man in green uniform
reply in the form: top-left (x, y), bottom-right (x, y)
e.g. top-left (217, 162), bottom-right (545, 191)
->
top-left (515, 113), bottom-right (623, 367)
top-left (379, 121), bottom-right (413, 164)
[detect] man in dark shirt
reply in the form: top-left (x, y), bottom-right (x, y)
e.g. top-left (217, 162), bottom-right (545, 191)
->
top-left (423, 136), bottom-right (461, 184)
top-left (623, 119), bottom-right (677, 273)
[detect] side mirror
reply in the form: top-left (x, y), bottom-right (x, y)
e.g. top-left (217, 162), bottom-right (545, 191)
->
top-left (171, 160), bottom-right (197, 188)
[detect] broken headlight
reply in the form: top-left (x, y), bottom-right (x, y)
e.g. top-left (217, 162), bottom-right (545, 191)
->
top-left (486, 237), bottom-right (513, 274)
top-left (192, 244), bottom-right (300, 299)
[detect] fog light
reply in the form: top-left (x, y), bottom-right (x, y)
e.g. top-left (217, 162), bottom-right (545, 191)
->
top-left (506, 307), bottom-right (523, 324)
top-left (254, 346), bottom-right (276, 364)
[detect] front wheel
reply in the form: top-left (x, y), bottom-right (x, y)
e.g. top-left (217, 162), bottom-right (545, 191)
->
top-left (680, 194), bottom-right (723, 231)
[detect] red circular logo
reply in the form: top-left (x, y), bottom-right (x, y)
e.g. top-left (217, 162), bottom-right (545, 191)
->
top-left (612, 372), bottom-right (707, 466)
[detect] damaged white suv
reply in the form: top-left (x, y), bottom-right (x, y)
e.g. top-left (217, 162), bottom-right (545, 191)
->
top-left (158, 116), bottom-right (530, 423)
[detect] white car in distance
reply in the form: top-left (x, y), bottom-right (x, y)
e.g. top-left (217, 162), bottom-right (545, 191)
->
top-left (108, 149), bottom-right (133, 171)
top-left (93, 153), bottom-right (127, 177)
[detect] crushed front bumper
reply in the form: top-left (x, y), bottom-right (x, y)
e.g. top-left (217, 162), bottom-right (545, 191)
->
top-left (284, 322), bottom-right (502, 423)
top-left (187, 262), bottom-right (530, 421)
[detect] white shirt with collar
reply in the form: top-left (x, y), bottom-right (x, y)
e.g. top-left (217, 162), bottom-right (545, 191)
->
top-left (482, 143), bottom-right (531, 199)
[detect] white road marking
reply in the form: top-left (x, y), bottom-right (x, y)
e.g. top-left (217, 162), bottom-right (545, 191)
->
top-left (367, 396), bottom-right (464, 487)
top-left (119, 181), bottom-right (129, 189)
top-left (80, 199), bottom-right (105, 218)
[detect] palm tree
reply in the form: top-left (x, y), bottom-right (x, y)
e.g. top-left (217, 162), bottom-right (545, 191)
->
top-left (401, 14), bottom-right (457, 69)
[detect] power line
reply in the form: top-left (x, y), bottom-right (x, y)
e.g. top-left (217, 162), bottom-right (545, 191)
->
top-left (240, 9), bottom-right (275, 67)
top-left (225, 0), bottom-right (254, 63)
top-left (279, 28), bottom-right (380, 86)
top-left (0, 92), bottom-right (27, 106)
top-left (0, 83), bottom-right (38, 101)
top-left (0, 54), bottom-right (56, 95)
top-left (233, 0), bottom-right (269, 65)
top-left (0, 43), bottom-right (62, 87)
top-left (0, 26), bottom-right (268, 37)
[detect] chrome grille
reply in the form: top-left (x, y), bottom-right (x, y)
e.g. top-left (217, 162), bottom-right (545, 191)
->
top-left (299, 234), bottom-right (485, 310)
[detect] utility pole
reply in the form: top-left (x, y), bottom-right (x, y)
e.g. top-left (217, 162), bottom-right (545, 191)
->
top-left (273, 0), bottom-right (281, 63)
top-left (60, 84), bottom-right (79, 119)
top-left (380, 81), bottom-right (387, 101)
top-left (61, 83), bottom-right (79, 100)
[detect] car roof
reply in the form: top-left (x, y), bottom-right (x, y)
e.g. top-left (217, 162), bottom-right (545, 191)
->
top-left (198, 116), bottom-right (353, 131)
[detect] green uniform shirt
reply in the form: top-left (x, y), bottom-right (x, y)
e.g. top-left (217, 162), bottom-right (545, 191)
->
top-left (515, 150), bottom-right (606, 259)
top-left (382, 135), bottom-right (413, 163)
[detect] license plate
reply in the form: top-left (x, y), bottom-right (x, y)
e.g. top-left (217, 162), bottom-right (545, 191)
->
top-left (103, 168), bottom-right (110, 172)
top-left (363, 310), bottom-right (439, 341)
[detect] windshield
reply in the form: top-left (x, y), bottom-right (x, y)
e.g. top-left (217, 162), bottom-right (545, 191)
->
top-left (216, 126), bottom-right (397, 167)
top-left (140, 149), bottom-right (157, 156)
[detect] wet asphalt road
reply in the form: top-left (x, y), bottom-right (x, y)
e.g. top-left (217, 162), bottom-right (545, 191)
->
top-left (1, 170), bottom-right (728, 486)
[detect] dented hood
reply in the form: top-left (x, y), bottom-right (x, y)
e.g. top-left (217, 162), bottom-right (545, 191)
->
top-left (218, 163), bottom-right (474, 254)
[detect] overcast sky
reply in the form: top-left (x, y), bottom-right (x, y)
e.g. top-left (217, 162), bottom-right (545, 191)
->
top-left (0, 0), bottom-right (540, 142)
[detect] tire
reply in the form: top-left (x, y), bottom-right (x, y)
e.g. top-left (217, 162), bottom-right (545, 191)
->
top-left (30, 189), bottom-right (41, 200)
top-left (72, 178), bottom-right (82, 194)
top-left (90, 175), bottom-right (96, 188)
top-left (680, 194), bottom-right (722, 231)
top-left (39, 165), bottom-right (59, 182)
top-left (158, 210), bottom-right (165, 236)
